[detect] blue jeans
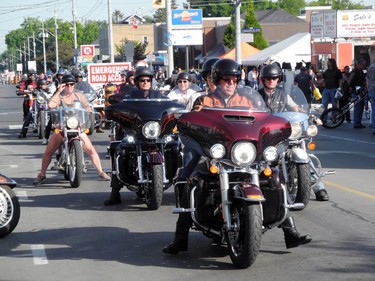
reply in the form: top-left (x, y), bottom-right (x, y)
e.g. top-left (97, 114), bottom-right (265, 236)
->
top-left (179, 135), bottom-right (205, 179)
top-left (322, 88), bottom-right (338, 109)
top-left (352, 93), bottom-right (364, 126)
top-left (368, 90), bottom-right (375, 132)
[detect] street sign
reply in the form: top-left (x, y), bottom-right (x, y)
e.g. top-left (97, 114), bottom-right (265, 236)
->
top-left (81, 45), bottom-right (95, 57)
top-left (241, 27), bottom-right (261, 33)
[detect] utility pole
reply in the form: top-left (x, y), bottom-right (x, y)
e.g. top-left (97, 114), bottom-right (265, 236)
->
top-left (235, 0), bottom-right (242, 64)
top-left (54, 9), bottom-right (60, 69)
top-left (41, 21), bottom-right (47, 73)
top-left (166, 0), bottom-right (174, 77)
top-left (72, 0), bottom-right (78, 65)
top-left (108, 0), bottom-right (114, 63)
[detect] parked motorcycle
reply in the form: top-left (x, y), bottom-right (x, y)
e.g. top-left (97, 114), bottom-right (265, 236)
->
top-left (105, 98), bottom-right (185, 210)
top-left (172, 89), bottom-right (301, 268)
top-left (50, 105), bottom-right (91, 188)
top-left (0, 172), bottom-right (20, 238)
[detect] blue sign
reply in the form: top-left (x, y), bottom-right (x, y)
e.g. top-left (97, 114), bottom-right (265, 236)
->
top-left (242, 27), bottom-right (261, 33)
top-left (171, 9), bottom-right (203, 27)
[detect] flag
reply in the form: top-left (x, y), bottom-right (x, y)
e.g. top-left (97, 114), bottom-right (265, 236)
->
top-left (132, 17), bottom-right (137, 29)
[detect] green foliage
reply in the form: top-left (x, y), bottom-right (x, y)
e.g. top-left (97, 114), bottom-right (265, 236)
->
top-left (278, 0), bottom-right (306, 15)
top-left (115, 38), bottom-right (148, 62)
top-left (112, 10), bottom-right (125, 24)
top-left (187, 0), bottom-right (234, 17)
top-left (153, 0), bottom-right (178, 22)
top-left (309, 0), bottom-right (365, 9)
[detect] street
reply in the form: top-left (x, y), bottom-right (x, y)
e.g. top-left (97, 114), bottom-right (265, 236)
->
top-left (0, 83), bottom-right (374, 281)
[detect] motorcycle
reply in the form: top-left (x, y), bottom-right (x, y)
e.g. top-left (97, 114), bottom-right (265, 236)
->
top-left (105, 98), bottom-right (185, 210)
top-left (172, 89), bottom-right (301, 268)
top-left (0, 172), bottom-right (20, 238)
top-left (274, 85), bottom-right (335, 209)
top-left (83, 89), bottom-right (104, 135)
top-left (50, 104), bottom-right (91, 188)
top-left (35, 89), bottom-right (52, 139)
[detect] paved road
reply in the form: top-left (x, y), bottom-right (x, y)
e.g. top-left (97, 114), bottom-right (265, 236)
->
top-left (0, 84), bottom-right (374, 281)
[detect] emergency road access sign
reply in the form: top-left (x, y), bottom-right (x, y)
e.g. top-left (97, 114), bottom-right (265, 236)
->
top-left (87, 62), bottom-right (132, 85)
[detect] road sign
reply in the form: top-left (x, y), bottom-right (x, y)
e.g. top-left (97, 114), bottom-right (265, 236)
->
top-left (81, 45), bottom-right (95, 57)
top-left (87, 62), bottom-right (132, 85)
top-left (241, 27), bottom-right (261, 33)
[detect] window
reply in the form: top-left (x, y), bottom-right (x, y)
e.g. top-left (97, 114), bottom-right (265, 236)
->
top-left (143, 36), bottom-right (148, 44)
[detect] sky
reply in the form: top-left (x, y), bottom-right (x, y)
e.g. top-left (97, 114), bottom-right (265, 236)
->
top-left (0, 0), bottom-right (374, 53)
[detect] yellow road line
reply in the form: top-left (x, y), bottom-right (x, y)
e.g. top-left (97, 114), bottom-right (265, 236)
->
top-left (325, 180), bottom-right (375, 200)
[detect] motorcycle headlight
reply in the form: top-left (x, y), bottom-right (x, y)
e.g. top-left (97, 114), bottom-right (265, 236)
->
top-left (231, 142), bottom-right (256, 166)
top-left (306, 124), bottom-right (318, 137)
top-left (263, 146), bottom-right (278, 162)
top-left (210, 144), bottom-right (225, 159)
top-left (142, 121), bottom-right (161, 139)
top-left (67, 117), bottom-right (79, 129)
top-left (290, 122), bottom-right (302, 139)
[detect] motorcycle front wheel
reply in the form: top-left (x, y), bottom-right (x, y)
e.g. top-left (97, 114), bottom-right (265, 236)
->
top-left (287, 162), bottom-right (311, 209)
top-left (68, 139), bottom-right (83, 188)
top-left (144, 164), bottom-right (163, 210)
top-left (321, 108), bottom-right (344, 129)
top-left (37, 113), bottom-right (45, 139)
top-left (0, 186), bottom-right (21, 238)
top-left (227, 203), bottom-right (262, 269)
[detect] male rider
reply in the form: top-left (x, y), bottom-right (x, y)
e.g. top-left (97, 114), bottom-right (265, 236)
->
top-left (162, 59), bottom-right (312, 255)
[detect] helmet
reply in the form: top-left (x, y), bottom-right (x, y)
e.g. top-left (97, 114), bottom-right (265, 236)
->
top-left (177, 72), bottom-right (191, 82)
top-left (134, 66), bottom-right (154, 85)
top-left (126, 70), bottom-right (134, 78)
top-left (28, 69), bottom-right (36, 77)
top-left (61, 74), bottom-right (75, 84)
top-left (260, 64), bottom-right (282, 79)
top-left (211, 59), bottom-right (241, 85)
top-left (37, 79), bottom-right (48, 87)
top-left (57, 68), bottom-right (66, 76)
top-left (201, 57), bottom-right (220, 80)
top-left (73, 69), bottom-right (84, 78)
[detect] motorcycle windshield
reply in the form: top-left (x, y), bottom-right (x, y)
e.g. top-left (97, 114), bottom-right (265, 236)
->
top-left (273, 85), bottom-right (310, 123)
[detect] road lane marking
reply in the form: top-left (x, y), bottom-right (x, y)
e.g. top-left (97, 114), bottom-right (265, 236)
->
top-left (8, 125), bottom-right (22, 129)
top-left (16, 191), bottom-right (28, 200)
top-left (320, 133), bottom-right (375, 145)
top-left (325, 180), bottom-right (375, 200)
top-left (30, 244), bottom-right (48, 265)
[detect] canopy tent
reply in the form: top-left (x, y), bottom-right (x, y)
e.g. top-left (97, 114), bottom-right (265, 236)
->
top-left (242, 32), bottom-right (311, 69)
top-left (219, 42), bottom-right (260, 60)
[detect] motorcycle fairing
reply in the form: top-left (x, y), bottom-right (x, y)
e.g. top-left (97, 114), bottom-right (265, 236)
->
top-left (178, 109), bottom-right (291, 158)
top-left (0, 174), bottom-right (17, 189)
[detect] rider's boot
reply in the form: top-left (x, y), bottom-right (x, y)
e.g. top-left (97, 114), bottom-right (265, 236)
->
top-left (162, 213), bottom-right (190, 254)
top-left (104, 186), bottom-right (121, 205)
top-left (281, 216), bottom-right (312, 249)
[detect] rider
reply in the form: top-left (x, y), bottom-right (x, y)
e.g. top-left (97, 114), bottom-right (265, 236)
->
top-left (18, 78), bottom-right (51, 139)
top-left (103, 67), bottom-right (168, 205)
top-left (54, 68), bottom-right (66, 88)
top-left (168, 72), bottom-right (202, 110)
top-left (19, 69), bottom-right (38, 120)
top-left (162, 58), bottom-right (312, 255)
top-left (116, 70), bottom-right (137, 94)
top-left (201, 57), bottom-right (220, 94)
top-left (33, 74), bottom-right (110, 186)
top-left (258, 64), bottom-right (329, 201)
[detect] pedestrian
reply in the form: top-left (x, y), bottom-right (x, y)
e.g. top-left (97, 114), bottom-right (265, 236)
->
top-left (322, 58), bottom-right (342, 110)
top-left (340, 66), bottom-right (352, 123)
top-left (348, 58), bottom-right (367, 129)
top-left (366, 62), bottom-right (375, 134)
top-left (294, 66), bottom-right (314, 106)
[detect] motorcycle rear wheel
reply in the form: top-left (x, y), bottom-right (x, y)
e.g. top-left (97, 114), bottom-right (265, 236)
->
top-left (144, 164), bottom-right (163, 210)
top-left (68, 140), bottom-right (83, 188)
top-left (287, 162), bottom-right (311, 209)
top-left (321, 108), bottom-right (344, 129)
top-left (227, 203), bottom-right (262, 269)
top-left (0, 186), bottom-right (21, 238)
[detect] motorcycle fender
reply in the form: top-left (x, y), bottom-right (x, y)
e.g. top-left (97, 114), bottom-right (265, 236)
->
top-left (290, 147), bottom-right (309, 163)
top-left (235, 183), bottom-right (265, 203)
top-left (147, 151), bottom-right (164, 164)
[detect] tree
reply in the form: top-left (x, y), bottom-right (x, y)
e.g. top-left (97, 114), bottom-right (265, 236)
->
top-left (309, 0), bottom-right (364, 9)
top-left (112, 10), bottom-right (125, 24)
top-left (115, 38), bottom-right (148, 62)
top-left (187, 0), bottom-right (234, 17)
top-left (153, 0), bottom-right (178, 22)
top-left (278, 0), bottom-right (306, 16)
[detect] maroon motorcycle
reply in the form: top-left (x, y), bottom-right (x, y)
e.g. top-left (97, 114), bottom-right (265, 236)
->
top-left (173, 89), bottom-right (298, 268)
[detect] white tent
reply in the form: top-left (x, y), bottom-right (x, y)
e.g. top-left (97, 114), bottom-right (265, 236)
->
top-left (242, 32), bottom-right (311, 69)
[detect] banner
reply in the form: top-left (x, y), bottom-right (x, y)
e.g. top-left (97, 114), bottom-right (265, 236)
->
top-left (87, 62), bottom-right (132, 85)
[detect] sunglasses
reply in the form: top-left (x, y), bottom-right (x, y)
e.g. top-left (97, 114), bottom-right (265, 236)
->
top-left (178, 80), bottom-right (189, 83)
top-left (221, 77), bottom-right (238, 83)
top-left (139, 78), bottom-right (151, 83)
top-left (65, 83), bottom-right (75, 86)
top-left (265, 77), bottom-right (279, 81)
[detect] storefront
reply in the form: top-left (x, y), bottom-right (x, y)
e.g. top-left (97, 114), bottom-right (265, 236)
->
top-left (310, 9), bottom-right (375, 70)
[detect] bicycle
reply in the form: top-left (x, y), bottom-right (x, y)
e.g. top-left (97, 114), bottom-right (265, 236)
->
top-left (320, 87), bottom-right (368, 129)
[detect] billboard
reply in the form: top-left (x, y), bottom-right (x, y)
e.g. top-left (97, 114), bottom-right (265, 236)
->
top-left (171, 9), bottom-right (203, 28)
top-left (337, 10), bottom-right (375, 38)
top-left (87, 62), bottom-right (132, 85)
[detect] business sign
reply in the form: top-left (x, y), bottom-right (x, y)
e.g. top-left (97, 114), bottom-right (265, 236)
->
top-left (81, 45), bottom-right (95, 57)
top-left (87, 62), bottom-right (132, 85)
top-left (310, 12), bottom-right (324, 38)
top-left (324, 10), bottom-right (337, 38)
top-left (337, 10), bottom-right (375, 38)
top-left (171, 9), bottom-right (203, 29)
top-left (170, 29), bottom-right (203, 46)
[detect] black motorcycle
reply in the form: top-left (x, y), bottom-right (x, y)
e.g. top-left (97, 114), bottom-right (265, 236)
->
top-left (0, 172), bottom-right (20, 238)
top-left (105, 98), bottom-right (185, 210)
